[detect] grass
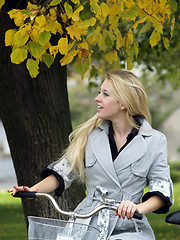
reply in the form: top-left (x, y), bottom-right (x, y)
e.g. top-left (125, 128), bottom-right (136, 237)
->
top-left (0, 183), bottom-right (180, 240)
top-left (0, 190), bottom-right (27, 240)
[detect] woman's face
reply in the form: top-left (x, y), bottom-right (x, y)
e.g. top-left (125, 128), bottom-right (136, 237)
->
top-left (95, 79), bottom-right (126, 121)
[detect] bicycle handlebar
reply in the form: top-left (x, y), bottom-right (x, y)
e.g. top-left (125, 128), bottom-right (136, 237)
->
top-left (13, 191), bottom-right (143, 220)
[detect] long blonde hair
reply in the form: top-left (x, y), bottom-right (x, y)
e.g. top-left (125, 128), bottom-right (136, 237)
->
top-left (63, 69), bottom-right (151, 181)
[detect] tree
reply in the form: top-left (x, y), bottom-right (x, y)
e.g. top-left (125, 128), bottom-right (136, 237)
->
top-left (0, 0), bottom-right (177, 232)
top-left (0, 0), bottom-right (85, 229)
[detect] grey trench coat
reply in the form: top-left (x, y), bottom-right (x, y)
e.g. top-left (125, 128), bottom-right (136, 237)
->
top-left (48, 119), bottom-right (173, 240)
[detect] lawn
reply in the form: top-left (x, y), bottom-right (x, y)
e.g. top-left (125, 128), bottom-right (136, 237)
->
top-left (0, 183), bottom-right (180, 240)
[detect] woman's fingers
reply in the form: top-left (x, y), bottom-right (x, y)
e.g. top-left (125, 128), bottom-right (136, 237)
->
top-left (7, 186), bottom-right (31, 196)
top-left (116, 200), bottom-right (138, 220)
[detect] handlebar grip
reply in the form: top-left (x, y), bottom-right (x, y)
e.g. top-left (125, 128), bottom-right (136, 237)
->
top-left (13, 191), bottom-right (37, 199)
top-left (133, 211), bottom-right (143, 220)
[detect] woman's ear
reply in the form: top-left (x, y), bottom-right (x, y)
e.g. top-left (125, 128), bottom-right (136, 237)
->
top-left (120, 104), bottom-right (126, 110)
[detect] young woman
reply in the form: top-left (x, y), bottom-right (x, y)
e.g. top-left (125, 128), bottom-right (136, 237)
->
top-left (9, 69), bottom-right (173, 239)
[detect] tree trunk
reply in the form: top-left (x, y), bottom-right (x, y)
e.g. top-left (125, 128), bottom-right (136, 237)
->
top-left (0, 0), bottom-right (85, 230)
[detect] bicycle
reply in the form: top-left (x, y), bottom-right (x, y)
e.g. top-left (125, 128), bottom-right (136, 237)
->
top-left (13, 186), bottom-right (143, 240)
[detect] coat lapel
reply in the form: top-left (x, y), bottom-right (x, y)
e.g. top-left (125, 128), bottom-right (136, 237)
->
top-left (114, 120), bottom-right (152, 172)
top-left (91, 130), bottom-right (121, 187)
top-left (113, 135), bottom-right (147, 171)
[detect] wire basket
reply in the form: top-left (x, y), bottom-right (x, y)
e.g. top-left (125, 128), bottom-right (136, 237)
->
top-left (28, 216), bottom-right (100, 240)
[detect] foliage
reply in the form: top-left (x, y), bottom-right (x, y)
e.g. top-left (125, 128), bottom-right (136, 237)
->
top-left (0, 0), bottom-right (177, 78)
top-left (136, 2), bottom-right (180, 88)
top-left (169, 161), bottom-right (180, 183)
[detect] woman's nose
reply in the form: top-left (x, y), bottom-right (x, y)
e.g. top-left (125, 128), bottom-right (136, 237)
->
top-left (95, 93), bottom-right (101, 102)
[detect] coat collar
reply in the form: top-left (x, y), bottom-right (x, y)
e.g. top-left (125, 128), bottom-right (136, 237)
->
top-left (90, 119), bottom-right (152, 187)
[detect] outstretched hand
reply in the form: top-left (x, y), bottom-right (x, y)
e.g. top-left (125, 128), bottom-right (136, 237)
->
top-left (7, 186), bottom-right (38, 196)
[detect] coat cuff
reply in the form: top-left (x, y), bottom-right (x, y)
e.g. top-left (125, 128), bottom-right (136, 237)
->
top-left (142, 179), bottom-right (172, 214)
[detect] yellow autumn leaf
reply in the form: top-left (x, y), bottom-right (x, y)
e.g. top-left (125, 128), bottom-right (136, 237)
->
top-left (67, 41), bottom-right (75, 52)
top-left (149, 30), bottom-right (161, 47)
top-left (101, 2), bottom-right (109, 18)
top-left (134, 42), bottom-right (139, 58)
top-left (44, 20), bottom-right (63, 35)
top-left (78, 41), bottom-right (89, 50)
top-left (114, 27), bottom-right (123, 50)
top-left (123, 29), bottom-right (133, 48)
top-left (10, 48), bottom-right (28, 64)
top-left (90, 0), bottom-right (101, 16)
top-left (79, 17), bottom-right (96, 29)
top-left (163, 37), bottom-right (169, 50)
top-left (58, 37), bottom-right (68, 55)
top-left (0, 0), bottom-right (5, 10)
top-left (35, 15), bottom-right (47, 27)
top-left (8, 10), bottom-right (26, 26)
top-left (105, 50), bottom-right (118, 64)
top-left (30, 27), bottom-right (39, 41)
top-left (60, 49), bottom-right (77, 66)
top-left (127, 56), bottom-right (133, 70)
top-left (123, 0), bottom-right (135, 9)
top-left (170, 17), bottom-right (175, 39)
top-left (48, 8), bottom-right (57, 21)
top-left (27, 2), bottom-right (38, 10)
top-left (49, 0), bottom-right (61, 6)
top-left (20, 23), bottom-right (31, 35)
top-left (5, 29), bottom-right (16, 46)
top-left (66, 23), bottom-right (87, 40)
top-left (132, 17), bottom-right (147, 30)
top-left (72, 5), bottom-right (84, 22)
top-left (14, 31), bottom-right (29, 47)
top-left (71, 0), bottom-right (80, 4)
top-left (49, 45), bottom-right (59, 57)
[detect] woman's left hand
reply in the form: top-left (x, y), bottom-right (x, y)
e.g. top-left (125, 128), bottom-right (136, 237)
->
top-left (115, 200), bottom-right (139, 220)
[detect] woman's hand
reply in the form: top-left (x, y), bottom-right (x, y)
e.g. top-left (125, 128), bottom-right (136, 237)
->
top-left (7, 186), bottom-right (38, 196)
top-left (115, 200), bottom-right (139, 220)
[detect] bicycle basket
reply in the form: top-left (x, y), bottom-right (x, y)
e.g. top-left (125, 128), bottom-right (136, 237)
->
top-left (28, 216), bottom-right (100, 240)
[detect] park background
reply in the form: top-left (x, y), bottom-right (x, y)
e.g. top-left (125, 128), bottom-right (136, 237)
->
top-left (0, 0), bottom-right (180, 239)
top-left (1, 68), bottom-right (180, 239)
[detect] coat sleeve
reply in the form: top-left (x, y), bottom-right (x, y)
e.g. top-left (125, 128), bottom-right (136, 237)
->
top-left (41, 157), bottom-right (76, 192)
top-left (142, 132), bottom-right (173, 214)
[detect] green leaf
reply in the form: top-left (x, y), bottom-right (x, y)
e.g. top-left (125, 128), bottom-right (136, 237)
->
top-left (73, 61), bottom-right (85, 74)
top-left (29, 42), bottom-right (46, 59)
top-left (122, 6), bottom-right (138, 21)
top-left (64, 2), bottom-right (73, 19)
top-left (0, 0), bottom-right (5, 10)
top-left (88, 66), bottom-right (97, 81)
top-left (42, 52), bottom-right (54, 68)
top-left (49, 0), bottom-right (61, 6)
top-left (10, 48), bottom-right (28, 64)
top-left (26, 59), bottom-right (39, 78)
top-left (37, 31), bottom-right (51, 46)
top-left (139, 22), bottom-right (152, 34)
top-left (167, 0), bottom-right (177, 12)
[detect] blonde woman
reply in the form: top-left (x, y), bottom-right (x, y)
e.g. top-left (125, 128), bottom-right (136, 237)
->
top-left (9, 69), bottom-right (173, 239)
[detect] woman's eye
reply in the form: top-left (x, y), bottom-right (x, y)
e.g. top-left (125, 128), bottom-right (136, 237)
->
top-left (103, 92), bottom-right (109, 96)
